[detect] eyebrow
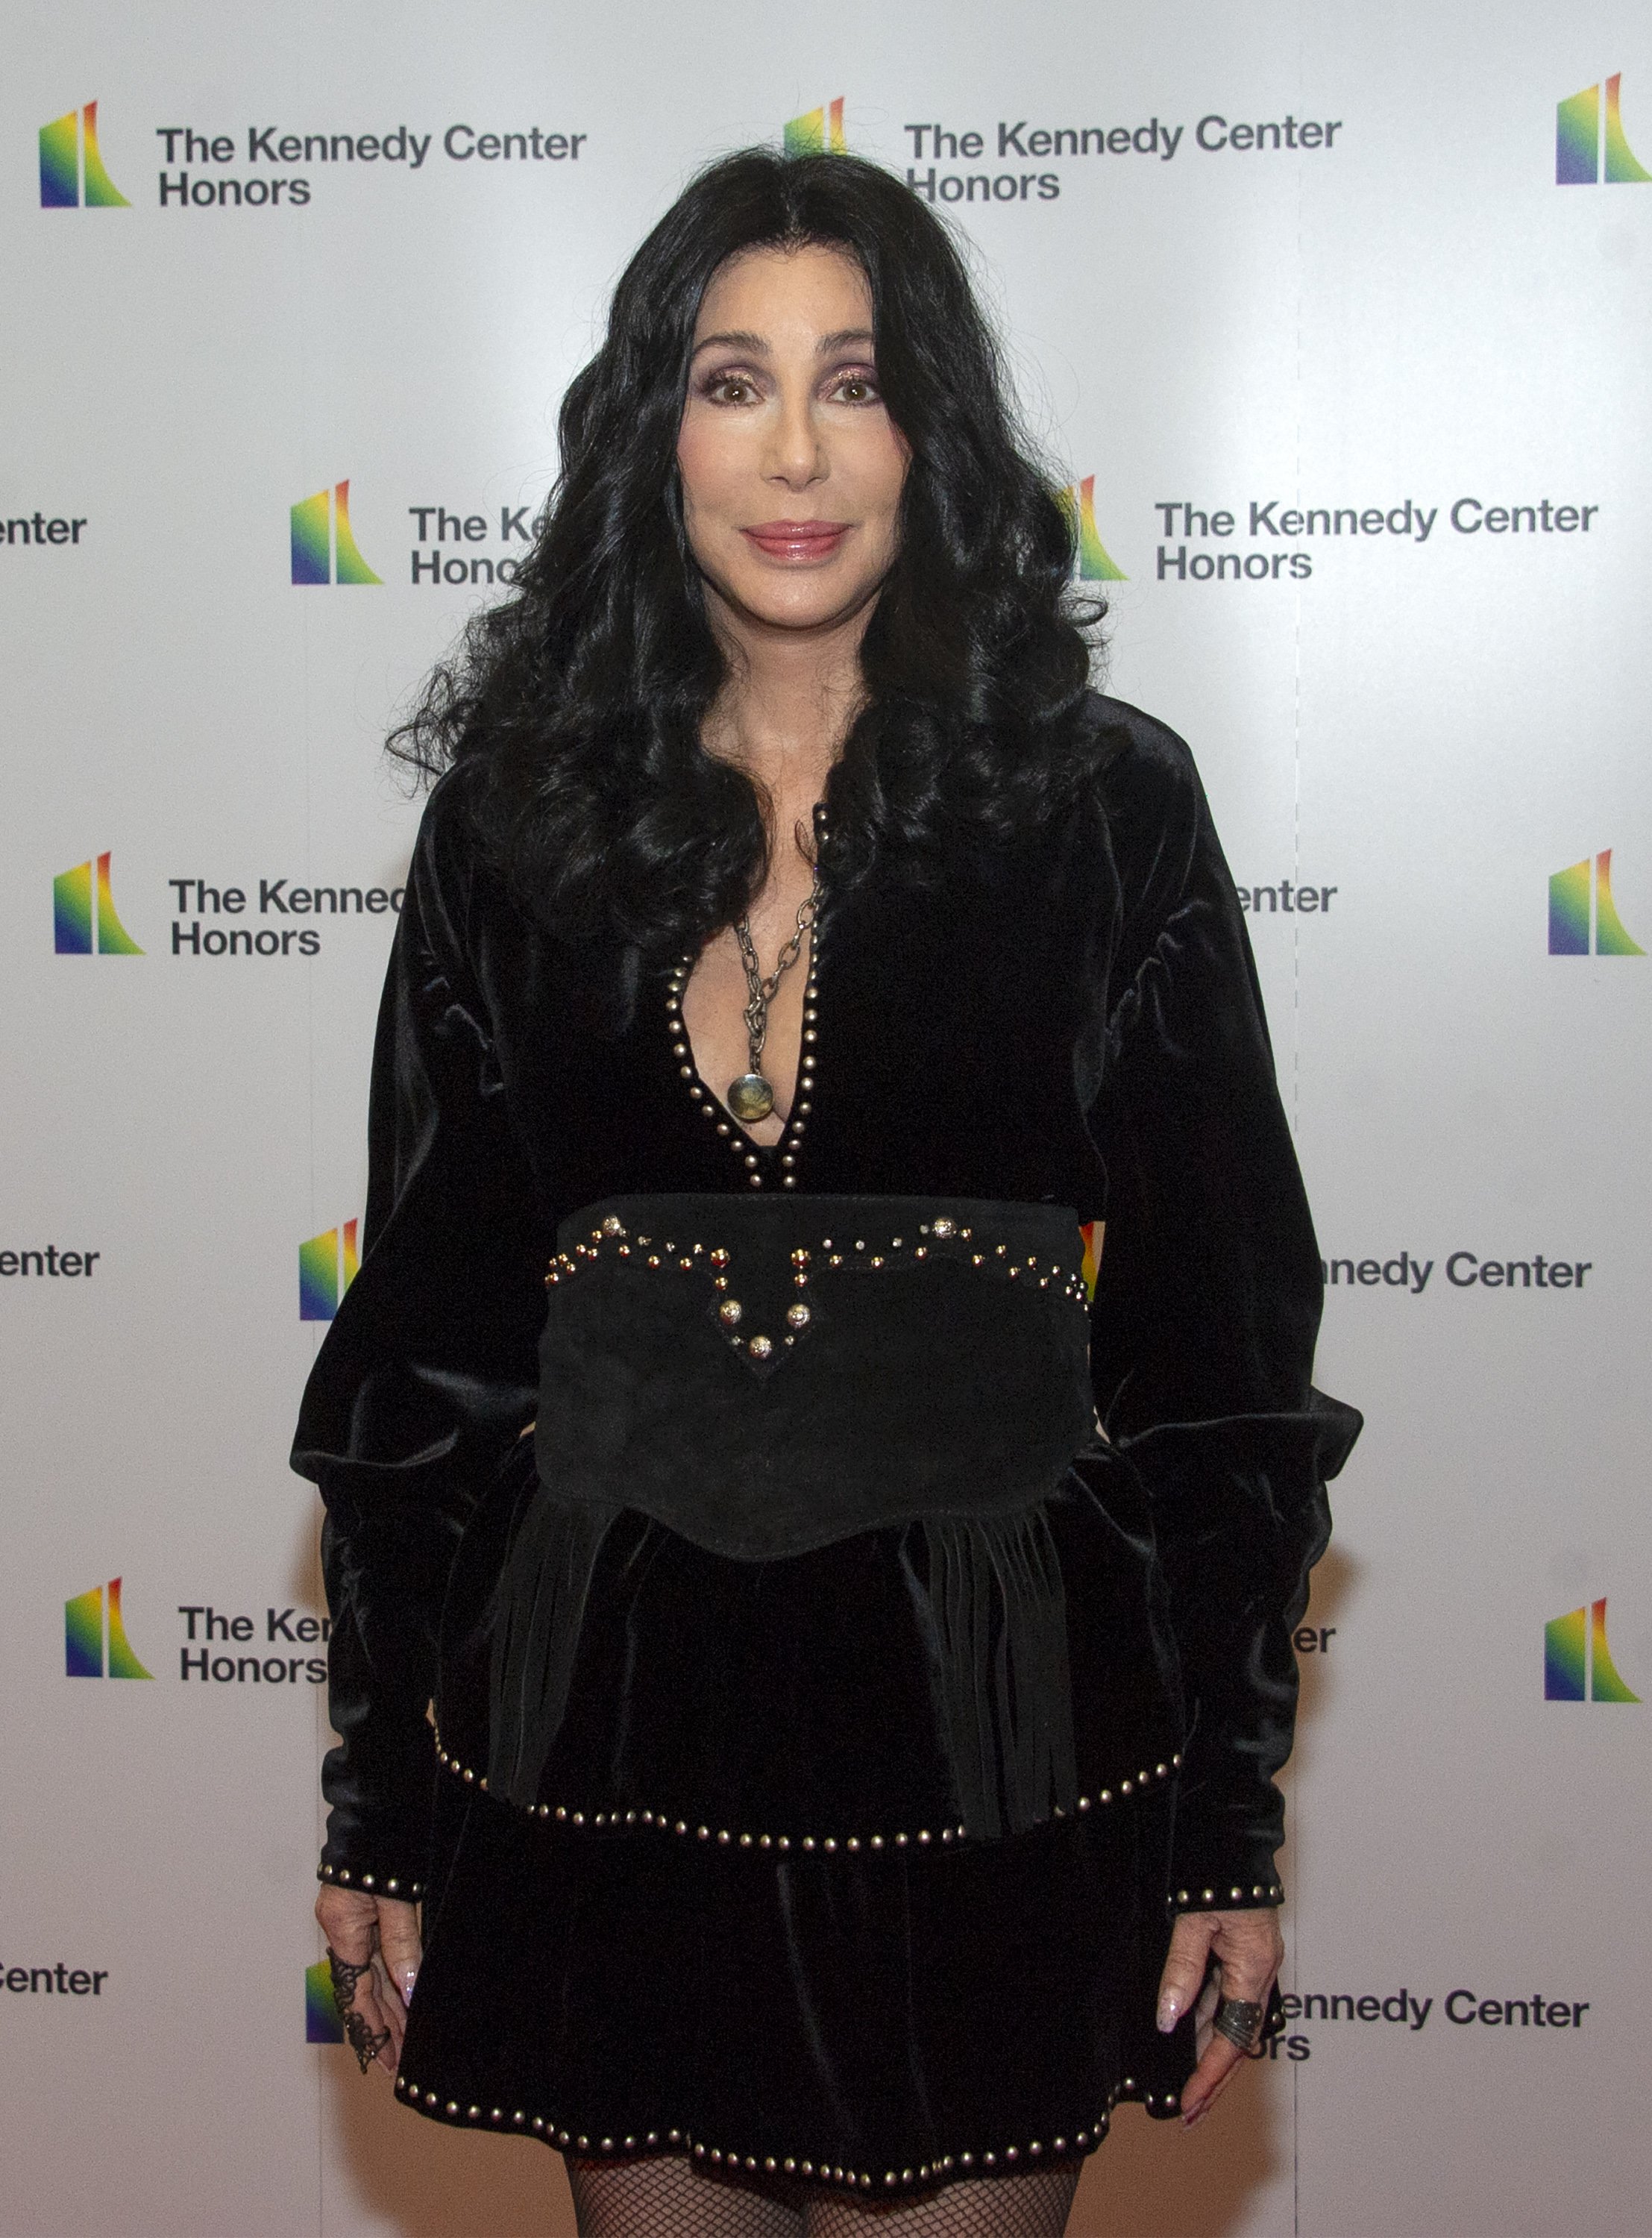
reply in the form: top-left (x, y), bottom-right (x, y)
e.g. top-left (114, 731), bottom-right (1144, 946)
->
top-left (689, 327), bottom-right (876, 358)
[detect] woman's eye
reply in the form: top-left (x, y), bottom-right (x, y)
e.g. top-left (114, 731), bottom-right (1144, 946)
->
top-left (832, 373), bottom-right (881, 404)
top-left (705, 373), bottom-right (759, 404)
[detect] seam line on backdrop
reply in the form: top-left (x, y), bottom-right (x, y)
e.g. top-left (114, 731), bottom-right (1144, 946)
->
top-left (1288, 1817), bottom-right (1300, 2237)
top-left (1291, 40), bottom-right (1304, 2238)
top-left (304, 474), bottom-right (322, 2238)
top-left (300, 351), bottom-right (330, 2238)
top-left (1293, 2003), bottom-right (1301, 2238)
top-left (1290, 116), bottom-right (1304, 1147)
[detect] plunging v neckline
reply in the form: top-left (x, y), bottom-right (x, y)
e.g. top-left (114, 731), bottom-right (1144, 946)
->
top-left (663, 926), bottom-right (822, 1191)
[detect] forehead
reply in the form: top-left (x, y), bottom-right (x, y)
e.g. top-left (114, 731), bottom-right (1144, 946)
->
top-left (693, 242), bottom-right (872, 340)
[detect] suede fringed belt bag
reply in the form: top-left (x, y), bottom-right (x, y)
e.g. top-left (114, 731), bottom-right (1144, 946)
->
top-left (487, 1194), bottom-right (1102, 1827)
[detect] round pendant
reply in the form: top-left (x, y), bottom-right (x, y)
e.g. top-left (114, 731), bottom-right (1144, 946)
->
top-left (728, 1073), bottom-right (776, 1123)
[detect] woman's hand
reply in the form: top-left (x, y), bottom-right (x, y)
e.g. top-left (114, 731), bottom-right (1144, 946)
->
top-left (314, 1886), bottom-right (422, 2075)
top-left (1156, 1907), bottom-right (1284, 2128)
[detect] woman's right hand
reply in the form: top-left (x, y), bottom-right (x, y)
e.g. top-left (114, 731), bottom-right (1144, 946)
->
top-left (314, 1885), bottom-right (422, 2074)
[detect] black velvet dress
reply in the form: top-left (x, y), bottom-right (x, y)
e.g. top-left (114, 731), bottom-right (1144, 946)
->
top-left (291, 692), bottom-right (1359, 2195)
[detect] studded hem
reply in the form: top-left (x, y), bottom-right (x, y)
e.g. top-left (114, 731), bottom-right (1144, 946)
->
top-left (433, 1728), bottom-right (1181, 1853)
top-left (1169, 1880), bottom-right (1284, 1912)
top-left (392, 2071), bottom-right (1184, 2189)
top-left (316, 1860), bottom-right (425, 1900)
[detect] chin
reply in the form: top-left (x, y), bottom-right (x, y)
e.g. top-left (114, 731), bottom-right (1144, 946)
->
top-left (726, 581), bottom-right (855, 630)
top-left (702, 542), bottom-right (888, 633)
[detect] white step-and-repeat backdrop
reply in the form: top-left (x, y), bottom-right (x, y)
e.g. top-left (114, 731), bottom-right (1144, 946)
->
top-left (3, 3), bottom-right (1648, 2232)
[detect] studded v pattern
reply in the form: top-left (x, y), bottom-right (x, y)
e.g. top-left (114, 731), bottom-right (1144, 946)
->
top-left (667, 856), bottom-right (824, 1190)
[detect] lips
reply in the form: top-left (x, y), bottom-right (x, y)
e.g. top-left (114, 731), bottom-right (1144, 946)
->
top-left (741, 521), bottom-right (851, 561)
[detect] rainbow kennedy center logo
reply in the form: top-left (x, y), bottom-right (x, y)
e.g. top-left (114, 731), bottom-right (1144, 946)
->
top-left (51, 859), bottom-right (400, 959)
top-left (785, 99), bottom-right (847, 156)
top-left (1548, 850), bottom-right (1644, 955)
top-left (291, 481), bottom-right (382, 585)
top-left (1545, 1597), bottom-right (1640, 1702)
top-left (1059, 477), bottom-right (1127, 582)
top-left (301, 1220), bottom-right (359, 1320)
top-left (1557, 75), bottom-right (1651, 185)
top-left (306, 1960), bottom-right (345, 2043)
top-left (39, 101), bottom-right (130, 207)
top-left (53, 854), bottom-right (142, 955)
top-left (65, 1579), bottom-right (154, 1679)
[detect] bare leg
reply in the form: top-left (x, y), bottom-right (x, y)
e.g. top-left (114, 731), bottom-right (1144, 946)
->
top-left (567, 2153), bottom-right (805, 2238)
top-left (803, 2166), bottom-right (1081, 2237)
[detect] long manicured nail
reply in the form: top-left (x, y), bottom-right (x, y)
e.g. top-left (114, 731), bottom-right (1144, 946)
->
top-left (397, 1969), bottom-right (418, 2007)
top-left (1157, 1995), bottom-right (1181, 2034)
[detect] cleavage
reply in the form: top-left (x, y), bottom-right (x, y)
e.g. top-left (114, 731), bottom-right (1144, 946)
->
top-left (679, 923), bottom-right (807, 1145)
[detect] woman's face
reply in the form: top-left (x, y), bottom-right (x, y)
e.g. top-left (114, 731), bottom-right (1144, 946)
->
top-left (676, 242), bottom-right (908, 640)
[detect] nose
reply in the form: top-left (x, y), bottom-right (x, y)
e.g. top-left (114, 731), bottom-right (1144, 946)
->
top-left (762, 380), bottom-right (826, 491)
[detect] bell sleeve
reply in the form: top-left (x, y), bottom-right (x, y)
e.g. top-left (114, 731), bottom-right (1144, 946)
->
top-left (1084, 716), bottom-right (1361, 1913)
top-left (290, 775), bottom-right (550, 1897)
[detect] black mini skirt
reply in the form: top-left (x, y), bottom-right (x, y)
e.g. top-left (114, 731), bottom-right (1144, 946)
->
top-left (396, 1738), bottom-right (1196, 2192)
top-left (395, 1194), bottom-right (1199, 2191)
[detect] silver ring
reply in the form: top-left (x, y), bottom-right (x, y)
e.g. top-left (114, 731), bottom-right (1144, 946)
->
top-left (1213, 1996), bottom-right (1264, 2052)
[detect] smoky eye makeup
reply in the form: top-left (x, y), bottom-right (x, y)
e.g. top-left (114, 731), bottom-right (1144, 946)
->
top-left (691, 365), bottom-right (882, 407)
top-left (826, 365), bottom-right (882, 402)
top-left (685, 336), bottom-right (884, 407)
top-left (696, 367), bottom-right (764, 406)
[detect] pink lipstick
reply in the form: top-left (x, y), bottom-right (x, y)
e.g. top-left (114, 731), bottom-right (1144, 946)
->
top-left (741, 520), bottom-right (851, 561)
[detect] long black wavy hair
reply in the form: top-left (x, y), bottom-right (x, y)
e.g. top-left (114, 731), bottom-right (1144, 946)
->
top-left (390, 147), bottom-right (1104, 956)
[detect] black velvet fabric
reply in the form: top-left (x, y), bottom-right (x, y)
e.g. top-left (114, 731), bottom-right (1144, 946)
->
top-left (440, 1436), bottom-right (1183, 1849)
top-left (393, 1769), bottom-right (1199, 2184)
top-left (290, 691), bottom-right (1360, 2156)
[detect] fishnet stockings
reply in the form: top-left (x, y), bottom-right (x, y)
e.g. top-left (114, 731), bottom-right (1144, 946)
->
top-left (567, 2153), bottom-right (1081, 2237)
top-left (568, 2156), bottom-right (799, 2237)
top-left (805, 2166), bottom-right (1080, 2235)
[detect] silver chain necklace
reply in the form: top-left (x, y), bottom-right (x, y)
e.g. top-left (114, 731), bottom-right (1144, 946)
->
top-left (726, 856), bottom-right (823, 1126)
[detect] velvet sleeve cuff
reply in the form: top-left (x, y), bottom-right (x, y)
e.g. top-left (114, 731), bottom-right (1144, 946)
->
top-left (316, 1690), bottom-right (438, 1901)
top-left (316, 1854), bottom-right (428, 1902)
top-left (1168, 1861), bottom-right (1285, 1913)
top-left (1119, 1396), bottom-right (1360, 1899)
top-left (314, 1496), bottom-right (459, 1896)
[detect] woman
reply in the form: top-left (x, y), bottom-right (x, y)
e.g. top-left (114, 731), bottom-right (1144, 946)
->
top-left (295, 148), bottom-right (1358, 2237)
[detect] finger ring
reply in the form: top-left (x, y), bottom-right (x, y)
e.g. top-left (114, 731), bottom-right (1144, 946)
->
top-left (326, 1947), bottom-right (392, 2073)
top-left (342, 2010), bottom-right (392, 2075)
top-left (1213, 1997), bottom-right (1265, 2052)
top-left (326, 1947), bottom-right (373, 2007)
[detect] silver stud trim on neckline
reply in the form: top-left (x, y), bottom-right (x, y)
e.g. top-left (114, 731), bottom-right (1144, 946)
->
top-left (665, 837), bottom-right (825, 1191)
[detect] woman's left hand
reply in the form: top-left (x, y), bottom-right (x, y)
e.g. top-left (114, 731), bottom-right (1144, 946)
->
top-left (315, 1886), bottom-right (422, 2075)
top-left (1155, 1907), bottom-right (1284, 2128)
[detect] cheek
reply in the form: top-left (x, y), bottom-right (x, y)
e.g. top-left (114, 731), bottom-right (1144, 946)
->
top-left (849, 426), bottom-right (909, 533)
top-left (676, 410), bottom-right (745, 519)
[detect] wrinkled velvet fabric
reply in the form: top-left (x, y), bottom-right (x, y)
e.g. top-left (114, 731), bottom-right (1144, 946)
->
top-left (442, 1437), bottom-right (1180, 1850)
top-left (395, 1769), bottom-right (1200, 2175)
top-left (292, 692), bottom-right (1360, 1913)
